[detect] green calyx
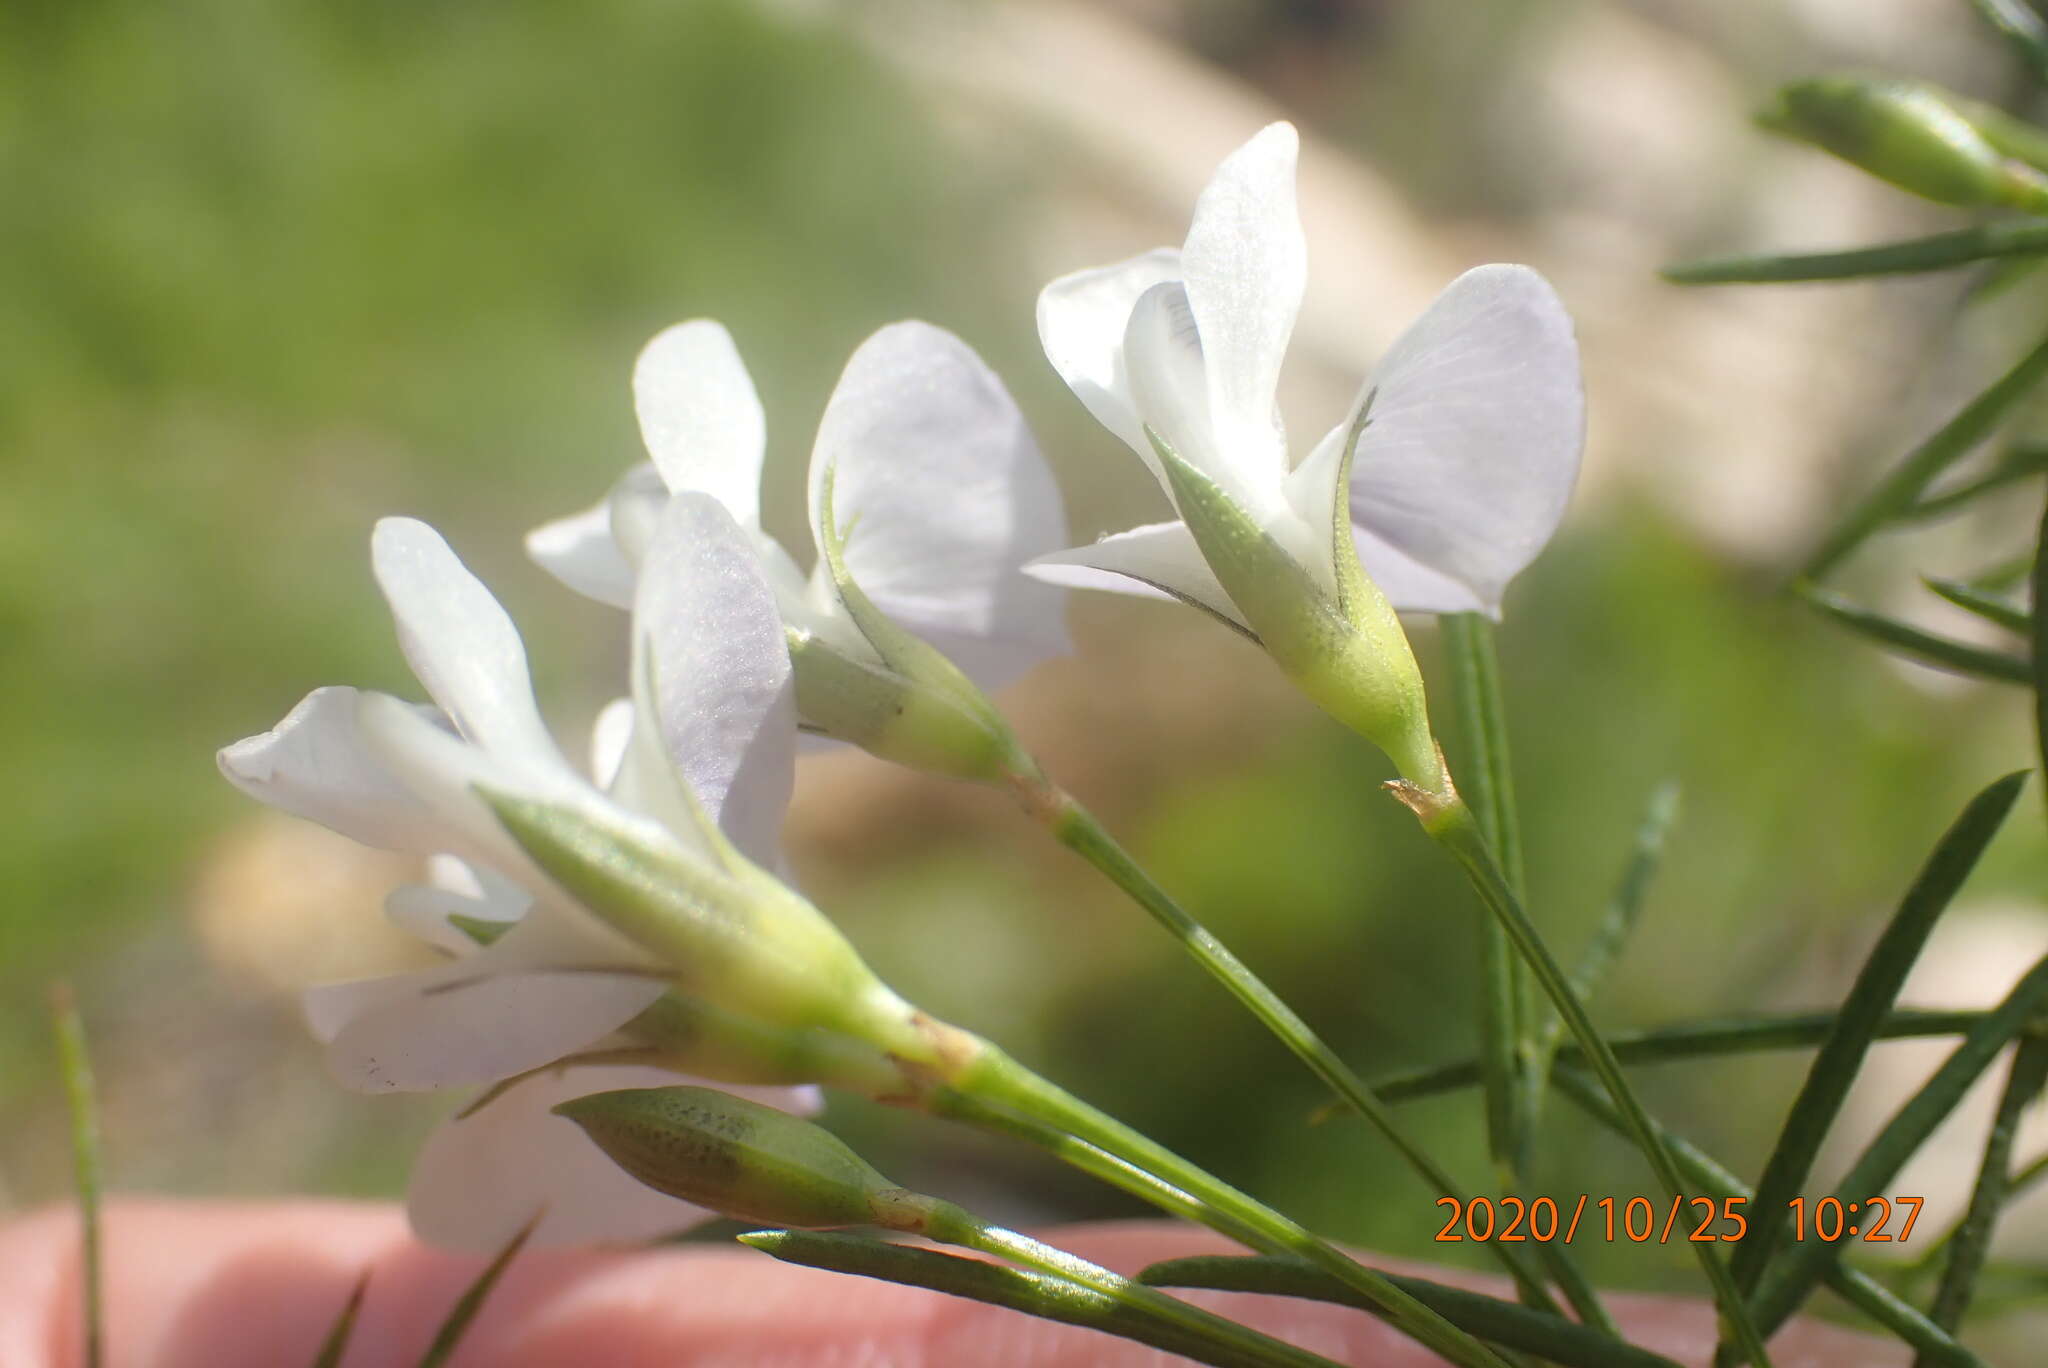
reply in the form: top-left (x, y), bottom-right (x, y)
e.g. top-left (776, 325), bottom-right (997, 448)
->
top-left (1760, 76), bottom-right (2048, 214)
top-left (556, 1085), bottom-right (902, 1229)
top-left (480, 790), bottom-right (984, 1097)
top-left (1153, 426), bottom-right (1444, 791)
top-left (801, 463), bottom-right (1032, 784)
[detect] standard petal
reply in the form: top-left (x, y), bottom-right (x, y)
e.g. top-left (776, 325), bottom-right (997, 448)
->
top-left (1340, 264), bottom-right (1584, 617)
top-left (371, 518), bottom-right (567, 773)
top-left (407, 1064), bottom-right (822, 1251)
top-left (217, 687), bottom-right (458, 855)
top-left (1026, 521), bottom-right (1251, 635)
top-left (1180, 122), bottom-right (1303, 480)
top-left (319, 908), bottom-right (663, 1093)
top-left (1036, 247), bottom-right (1184, 474)
top-left (525, 499), bottom-right (637, 610)
top-left (635, 493), bottom-right (796, 870)
top-left (634, 320), bottom-right (767, 528)
top-left (1122, 284), bottom-right (1224, 479)
top-left (805, 322), bottom-right (1071, 691)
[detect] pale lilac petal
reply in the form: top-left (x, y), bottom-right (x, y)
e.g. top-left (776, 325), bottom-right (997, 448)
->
top-left (525, 500), bottom-right (637, 610)
top-left (1026, 521), bottom-right (1249, 633)
top-left (805, 322), bottom-right (1071, 691)
top-left (635, 493), bottom-right (796, 869)
top-left (1339, 264), bottom-right (1584, 617)
top-left (370, 519), bottom-right (566, 772)
top-left (407, 1065), bottom-right (822, 1251)
top-left (1036, 247), bottom-right (1184, 473)
top-left (634, 321), bottom-right (766, 528)
top-left (1353, 526), bottom-right (1491, 616)
top-left (217, 687), bottom-right (461, 856)
top-left (319, 908), bottom-right (663, 1093)
top-left (1180, 122), bottom-right (1303, 479)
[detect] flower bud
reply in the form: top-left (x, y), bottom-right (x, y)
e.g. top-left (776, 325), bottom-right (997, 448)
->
top-left (556, 1086), bottom-right (901, 1228)
top-left (1759, 77), bottom-right (2048, 213)
top-left (1156, 435), bottom-right (1444, 791)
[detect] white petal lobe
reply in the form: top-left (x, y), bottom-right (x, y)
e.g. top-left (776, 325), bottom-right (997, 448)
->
top-left (1027, 522), bottom-right (1249, 632)
top-left (370, 518), bottom-right (565, 772)
top-left (1180, 122), bottom-right (1303, 479)
top-left (1036, 248), bottom-right (1184, 472)
top-left (634, 321), bottom-right (767, 528)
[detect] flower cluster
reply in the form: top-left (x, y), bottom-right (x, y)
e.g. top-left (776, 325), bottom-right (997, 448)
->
top-left (220, 120), bottom-right (1582, 1252)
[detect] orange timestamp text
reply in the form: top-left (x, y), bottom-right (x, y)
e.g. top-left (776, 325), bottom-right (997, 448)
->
top-left (1434, 1195), bottom-right (1925, 1245)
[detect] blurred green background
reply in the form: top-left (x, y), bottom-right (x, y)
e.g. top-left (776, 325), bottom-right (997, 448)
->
top-left (6, 0), bottom-right (2048, 1344)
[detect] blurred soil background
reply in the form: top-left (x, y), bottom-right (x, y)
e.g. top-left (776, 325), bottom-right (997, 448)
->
top-left (7, 0), bottom-right (2048, 1355)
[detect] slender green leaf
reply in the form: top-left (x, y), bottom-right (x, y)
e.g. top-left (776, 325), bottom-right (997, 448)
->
top-left (1375, 1009), bottom-right (1989, 1103)
top-left (1441, 612), bottom-right (1532, 1191)
top-left (1796, 583), bottom-right (2034, 682)
top-left (308, 1274), bottom-right (371, 1368)
top-left (1137, 1255), bottom-right (1682, 1368)
top-left (1968, 0), bottom-right (2048, 83)
top-left (1805, 328), bottom-right (2048, 579)
top-left (1423, 812), bottom-right (1774, 1368)
top-left (50, 983), bottom-right (103, 1368)
top-left (1924, 577), bottom-right (2033, 633)
top-left (1732, 772), bottom-right (2027, 1296)
top-left (1966, 553), bottom-right (2038, 591)
top-left (1550, 1070), bottom-right (1985, 1368)
top-left (740, 1230), bottom-right (1304, 1368)
top-left (2033, 492), bottom-right (2048, 787)
top-left (1748, 947), bottom-right (2048, 1345)
top-left (1663, 221), bottom-right (2048, 285)
top-left (1904, 443), bottom-right (2048, 520)
top-left (1919, 1036), bottom-right (2048, 1360)
top-left (413, 1213), bottom-right (539, 1368)
top-left (1531, 782), bottom-right (1680, 1088)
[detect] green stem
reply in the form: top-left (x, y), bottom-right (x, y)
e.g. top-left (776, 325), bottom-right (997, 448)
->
top-left (911, 1199), bottom-right (1347, 1368)
top-left (1023, 777), bottom-right (1609, 1328)
top-left (1441, 613), bottom-right (1534, 1191)
top-left (955, 1047), bottom-right (1517, 1368)
top-left (50, 983), bottom-right (103, 1368)
top-left (1412, 800), bottom-right (1775, 1368)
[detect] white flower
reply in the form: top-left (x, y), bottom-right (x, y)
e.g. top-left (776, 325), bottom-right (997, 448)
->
top-left (528, 319), bottom-right (1071, 704)
top-left (1027, 121), bottom-right (1584, 627)
top-left (218, 497), bottom-right (934, 1247)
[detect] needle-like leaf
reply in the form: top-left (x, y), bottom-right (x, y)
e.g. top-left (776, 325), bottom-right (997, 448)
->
top-left (307, 1273), bottom-right (371, 1368)
top-left (1796, 583), bottom-right (2034, 683)
top-left (1732, 772), bottom-right (2027, 1297)
top-left (1747, 947), bottom-right (2048, 1346)
top-left (1136, 1255), bottom-right (1682, 1368)
top-left (1373, 1009), bottom-right (1989, 1104)
top-left (50, 983), bottom-right (103, 1368)
top-left (1923, 577), bottom-right (2032, 634)
top-left (1918, 1036), bottom-right (2048, 1359)
top-left (1804, 329), bottom-right (2048, 579)
top-left (741, 1229), bottom-right (1308, 1368)
top-left (413, 1213), bottom-right (539, 1368)
top-left (1663, 222), bottom-right (2048, 285)
top-left (1968, 0), bottom-right (2048, 83)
